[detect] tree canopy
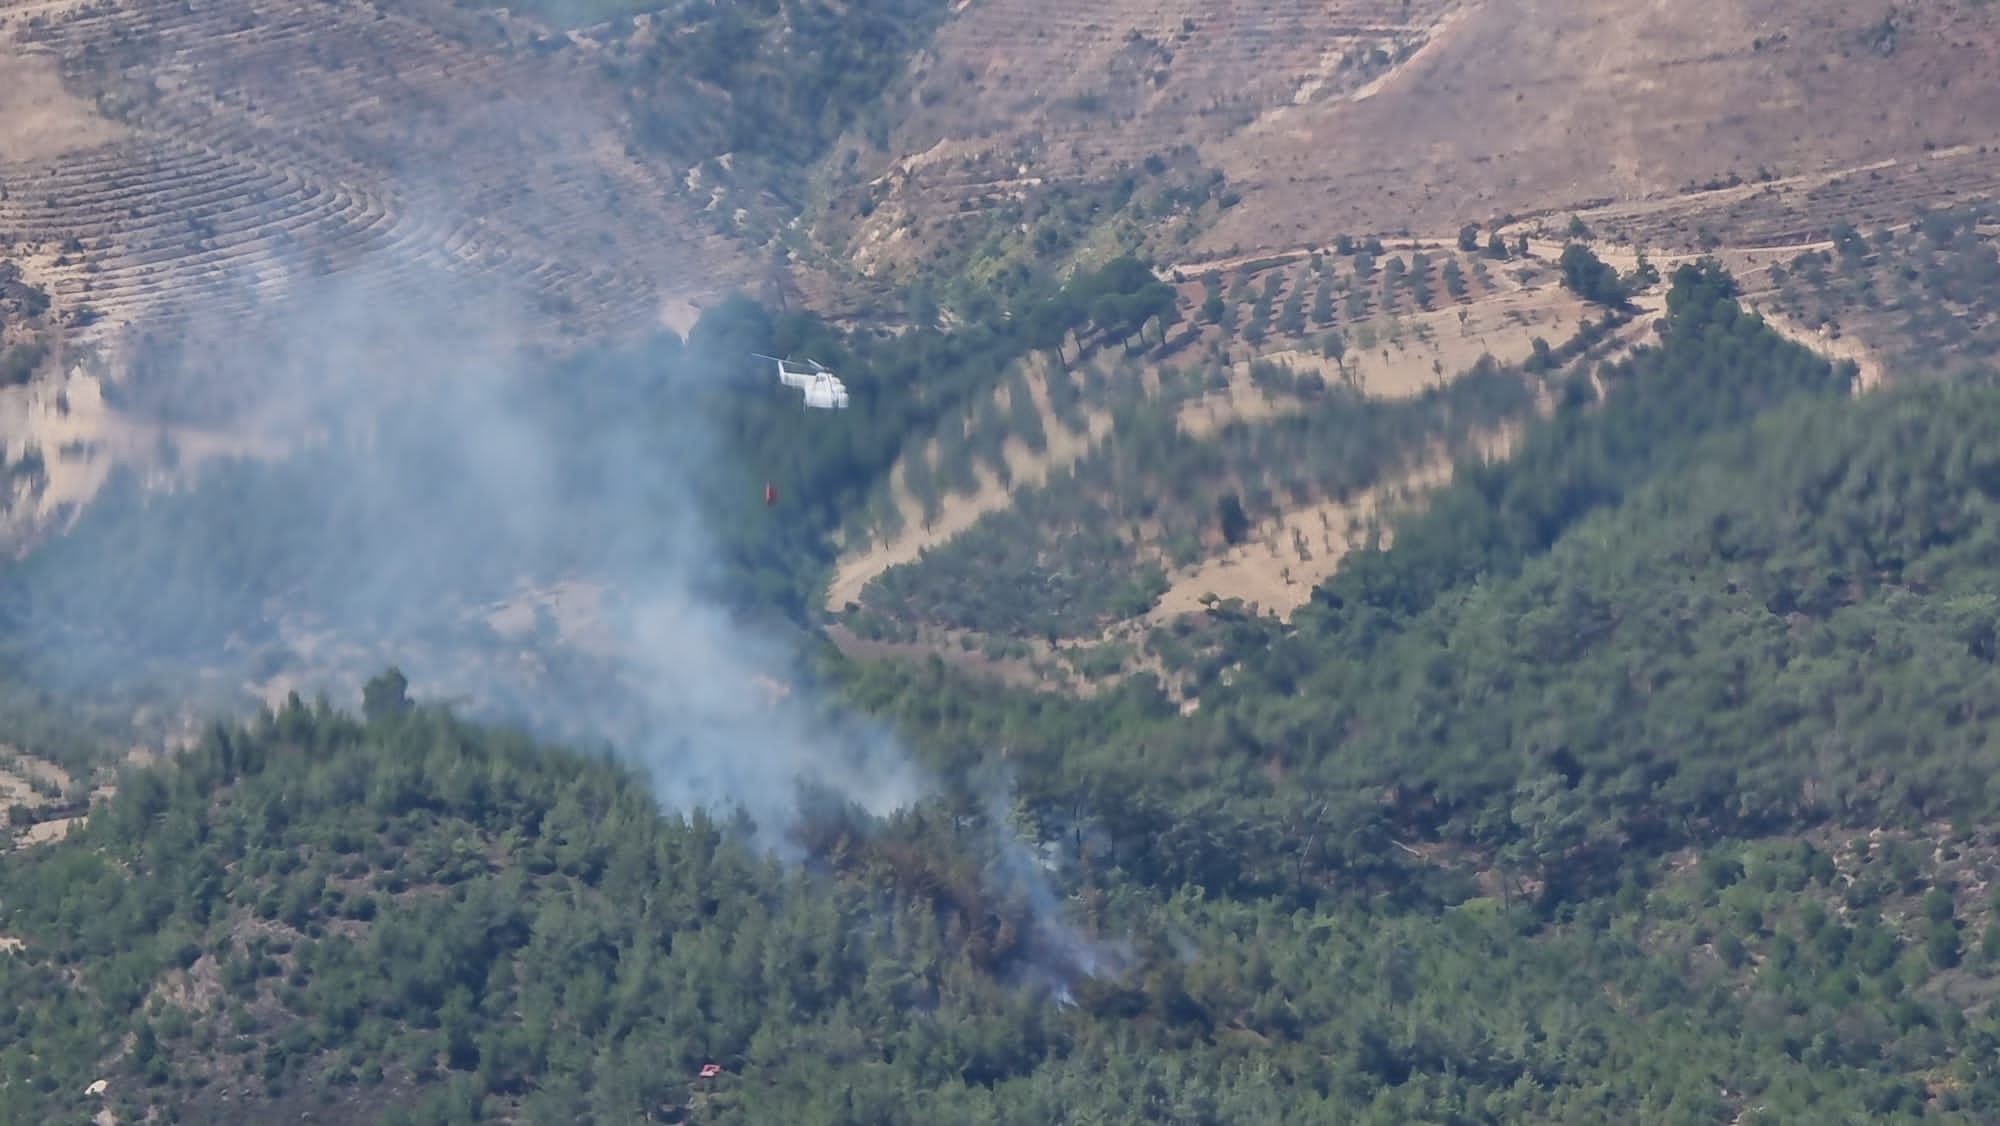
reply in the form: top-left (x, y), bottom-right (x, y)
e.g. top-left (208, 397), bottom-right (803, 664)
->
top-left (1558, 243), bottom-right (1631, 308)
top-left (13, 257), bottom-right (2000, 1123)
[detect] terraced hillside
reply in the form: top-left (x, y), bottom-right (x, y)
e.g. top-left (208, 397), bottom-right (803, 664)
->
top-left (835, 0), bottom-right (1453, 274)
top-left (824, 238), bottom-right (1659, 701)
top-left (839, 0), bottom-right (2000, 270)
top-left (1752, 199), bottom-right (2000, 384)
top-left (0, 0), bottom-right (774, 358)
top-left (9, 0), bottom-right (1997, 364)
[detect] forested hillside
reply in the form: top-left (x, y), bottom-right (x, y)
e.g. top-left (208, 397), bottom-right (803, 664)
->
top-left (9, 661), bottom-right (2000, 1125)
top-left (11, 0), bottom-right (2000, 1115)
top-left (846, 263), bottom-right (1886, 897)
top-left (17, 258), bottom-right (2000, 1122)
top-left (606, 0), bottom-right (950, 171)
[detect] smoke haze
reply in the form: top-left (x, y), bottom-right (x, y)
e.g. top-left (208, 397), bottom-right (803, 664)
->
top-left (1, 219), bottom-right (1122, 987)
top-left (12, 253), bottom-right (892, 824)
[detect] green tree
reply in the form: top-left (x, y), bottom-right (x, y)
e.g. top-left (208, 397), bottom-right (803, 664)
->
top-left (1558, 243), bottom-right (1630, 308)
top-left (1311, 280), bottom-right (1335, 327)
top-left (1217, 493), bottom-right (1251, 545)
top-left (1320, 331), bottom-right (1347, 372)
top-left (363, 667), bottom-right (411, 724)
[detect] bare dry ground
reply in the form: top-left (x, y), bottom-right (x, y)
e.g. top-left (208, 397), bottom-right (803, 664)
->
top-left (1145, 425), bottom-right (1520, 624)
top-left (1200, 0), bottom-right (2000, 253)
top-left (0, 43), bottom-right (128, 163)
top-left (2, 0), bottom-right (1984, 369)
top-left (0, 0), bottom-right (773, 348)
top-left (0, 364), bottom-right (288, 547)
top-left (0, 0), bottom-right (843, 540)
top-left (844, 0), bottom-right (2000, 269)
top-left (1742, 301), bottom-right (1888, 394)
top-left (0, 745), bottom-right (97, 848)
top-left (0, 747), bottom-right (70, 802)
top-left (1252, 285), bottom-right (1590, 399)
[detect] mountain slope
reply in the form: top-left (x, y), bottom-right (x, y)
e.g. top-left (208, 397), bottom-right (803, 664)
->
top-left (10, 254), bottom-right (2000, 1122)
top-left (14, 672), bottom-right (2000, 1124)
top-left (0, 0), bottom-right (862, 353)
top-left (834, 0), bottom-right (2000, 271)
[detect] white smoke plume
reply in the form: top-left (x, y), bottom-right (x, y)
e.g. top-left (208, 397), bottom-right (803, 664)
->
top-left (4, 229), bottom-right (1121, 989)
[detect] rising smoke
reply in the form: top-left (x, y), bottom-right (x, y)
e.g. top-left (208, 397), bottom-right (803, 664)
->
top-left (3, 232), bottom-right (1123, 989)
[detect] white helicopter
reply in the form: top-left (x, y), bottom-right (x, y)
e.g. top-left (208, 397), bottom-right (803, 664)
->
top-left (753, 352), bottom-right (849, 410)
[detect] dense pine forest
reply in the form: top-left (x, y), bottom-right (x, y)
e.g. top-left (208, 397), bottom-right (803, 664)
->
top-left (10, 259), bottom-right (2000, 1123)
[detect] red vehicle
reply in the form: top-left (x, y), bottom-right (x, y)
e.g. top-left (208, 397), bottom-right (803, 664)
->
top-left (764, 481), bottom-right (778, 506)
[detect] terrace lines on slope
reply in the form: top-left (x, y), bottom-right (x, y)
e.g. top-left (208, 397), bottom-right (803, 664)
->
top-left (0, 0), bottom-right (757, 342)
top-left (826, 242), bottom-right (1593, 628)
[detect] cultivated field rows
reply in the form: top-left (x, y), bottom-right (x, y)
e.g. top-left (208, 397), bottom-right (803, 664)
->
top-left (0, 0), bottom-right (758, 343)
top-left (1591, 144), bottom-right (2000, 252)
top-left (1167, 244), bottom-right (1514, 338)
top-left (830, 240), bottom-right (1584, 655)
top-left (942, 2), bottom-right (1422, 94)
top-left (846, 0), bottom-right (2000, 273)
top-left (3, 141), bottom-right (389, 297)
top-left (866, 0), bottom-right (1457, 228)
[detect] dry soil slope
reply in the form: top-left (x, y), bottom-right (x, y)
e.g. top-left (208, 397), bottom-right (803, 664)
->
top-left (880, 0), bottom-right (1453, 177)
top-left (1200, 0), bottom-right (2000, 253)
top-left (853, 0), bottom-right (2000, 261)
top-left (0, 0), bottom-right (769, 346)
top-left (838, 0), bottom-right (1453, 267)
